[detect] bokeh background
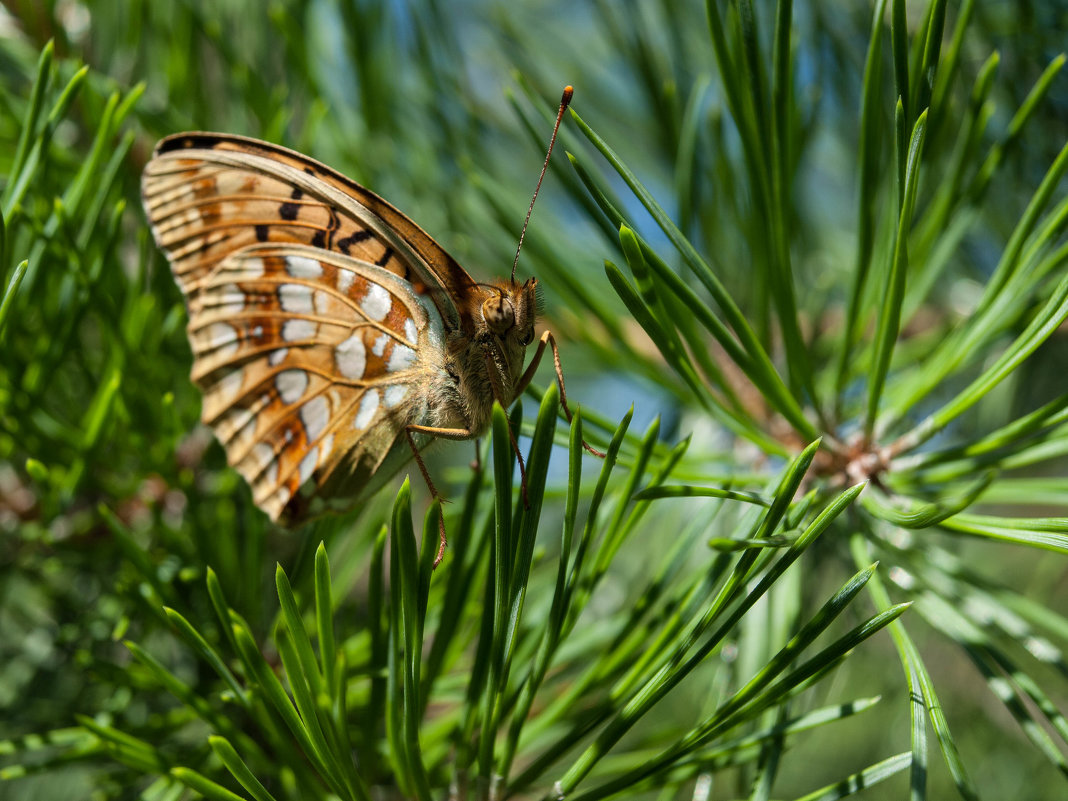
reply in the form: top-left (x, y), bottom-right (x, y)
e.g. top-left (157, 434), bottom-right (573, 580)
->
top-left (2, 1), bottom-right (1067, 799)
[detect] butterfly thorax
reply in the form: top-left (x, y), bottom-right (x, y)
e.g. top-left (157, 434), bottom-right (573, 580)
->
top-left (428, 277), bottom-right (538, 438)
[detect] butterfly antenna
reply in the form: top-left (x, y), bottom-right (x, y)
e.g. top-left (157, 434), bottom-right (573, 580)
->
top-left (511, 85), bottom-right (573, 283)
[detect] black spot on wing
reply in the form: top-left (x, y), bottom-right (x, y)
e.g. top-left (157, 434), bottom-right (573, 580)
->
top-left (337, 229), bottom-right (373, 255)
top-left (375, 247), bottom-right (394, 268)
top-left (156, 134), bottom-right (224, 154)
top-left (323, 206), bottom-right (340, 250)
top-left (255, 224), bottom-right (269, 242)
top-left (279, 202), bottom-right (299, 220)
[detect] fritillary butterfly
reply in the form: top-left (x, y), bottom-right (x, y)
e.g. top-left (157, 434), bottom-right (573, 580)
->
top-left (142, 87), bottom-right (590, 564)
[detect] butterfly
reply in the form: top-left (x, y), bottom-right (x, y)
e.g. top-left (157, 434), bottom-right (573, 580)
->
top-left (141, 88), bottom-right (593, 564)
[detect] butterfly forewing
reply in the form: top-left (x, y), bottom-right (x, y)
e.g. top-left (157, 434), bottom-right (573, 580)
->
top-left (142, 133), bottom-right (480, 331)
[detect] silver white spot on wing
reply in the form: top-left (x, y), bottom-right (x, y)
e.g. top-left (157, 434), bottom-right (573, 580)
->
top-left (218, 369), bottom-right (244, 401)
top-left (354, 390), bottom-right (379, 429)
top-left (218, 404), bottom-right (256, 451)
top-left (362, 283), bottom-right (391, 321)
top-left (276, 369), bottom-right (308, 403)
top-left (269, 348), bottom-right (288, 366)
top-left (313, 290), bottom-right (331, 314)
top-left (282, 318), bottom-right (317, 342)
top-left (285, 254), bottom-right (323, 279)
top-left (337, 268), bottom-right (355, 294)
top-left (299, 445), bottom-right (319, 484)
top-left (243, 257), bottom-right (266, 278)
top-left (384, 384), bottom-right (408, 408)
top-left (404, 317), bottom-right (418, 344)
top-left (372, 334), bottom-right (388, 357)
top-left (251, 442), bottom-right (277, 485)
top-left (217, 283), bottom-right (246, 315)
top-left (279, 283), bottom-right (314, 314)
top-left (335, 334), bottom-right (366, 380)
top-left (301, 395), bottom-right (329, 442)
top-left (275, 483), bottom-right (292, 507)
top-left (388, 343), bottom-right (416, 372)
top-left (205, 322), bottom-right (239, 359)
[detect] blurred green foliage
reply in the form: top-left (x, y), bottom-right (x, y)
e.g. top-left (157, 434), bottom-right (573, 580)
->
top-left (1, 1), bottom-right (1067, 800)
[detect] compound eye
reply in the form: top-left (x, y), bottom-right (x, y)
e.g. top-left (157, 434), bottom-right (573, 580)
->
top-left (482, 295), bottom-right (515, 334)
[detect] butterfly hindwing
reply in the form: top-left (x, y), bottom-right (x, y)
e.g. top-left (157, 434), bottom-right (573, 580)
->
top-left (187, 244), bottom-right (444, 521)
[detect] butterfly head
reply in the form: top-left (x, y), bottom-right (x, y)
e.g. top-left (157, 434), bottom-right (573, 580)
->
top-left (478, 278), bottom-right (538, 348)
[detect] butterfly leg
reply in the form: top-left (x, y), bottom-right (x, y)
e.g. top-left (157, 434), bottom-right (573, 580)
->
top-left (515, 330), bottom-right (606, 458)
top-left (406, 423), bottom-right (478, 567)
